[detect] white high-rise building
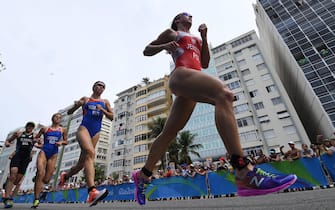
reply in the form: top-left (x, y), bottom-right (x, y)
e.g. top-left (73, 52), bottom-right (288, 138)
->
top-left (254, 0), bottom-right (335, 141)
top-left (108, 76), bottom-right (173, 177)
top-left (186, 30), bottom-right (310, 160)
top-left (107, 86), bottom-right (138, 179)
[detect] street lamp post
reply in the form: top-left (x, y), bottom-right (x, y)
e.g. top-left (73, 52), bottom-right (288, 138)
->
top-left (165, 152), bottom-right (169, 169)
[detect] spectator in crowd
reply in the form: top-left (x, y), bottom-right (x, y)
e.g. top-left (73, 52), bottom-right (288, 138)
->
top-left (310, 144), bottom-right (320, 157)
top-left (248, 153), bottom-right (257, 165)
top-left (102, 177), bottom-right (110, 185)
top-left (329, 138), bottom-right (335, 152)
top-left (322, 139), bottom-right (333, 151)
top-left (186, 164), bottom-right (196, 178)
top-left (268, 149), bottom-right (281, 162)
top-left (122, 175), bottom-right (130, 183)
top-left (164, 166), bottom-right (174, 177)
top-left (301, 143), bottom-right (314, 158)
top-left (318, 143), bottom-right (333, 156)
top-left (195, 164), bottom-right (207, 176)
top-left (174, 167), bottom-right (182, 176)
top-left (217, 157), bottom-right (228, 171)
top-left (180, 163), bottom-right (188, 177)
top-left (154, 170), bottom-right (164, 179)
top-left (208, 162), bottom-right (216, 172)
top-left (280, 141), bottom-right (301, 161)
top-left (255, 150), bottom-right (269, 164)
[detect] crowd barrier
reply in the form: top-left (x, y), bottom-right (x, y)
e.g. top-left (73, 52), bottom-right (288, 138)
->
top-left (320, 153), bottom-right (335, 181)
top-left (13, 156), bottom-right (334, 203)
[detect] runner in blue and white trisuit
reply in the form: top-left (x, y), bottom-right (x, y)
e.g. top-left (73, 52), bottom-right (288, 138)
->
top-left (31, 113), bottom-right (67, 208)
top-left (58, 81), bottom-right (114, 207)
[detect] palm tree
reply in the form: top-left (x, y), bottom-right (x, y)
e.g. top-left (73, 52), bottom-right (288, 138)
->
top-left (94, 164), bottom-right (105, 182)
top-left (167, 139), bottom-right (180, 164)
top-left (177, 130), bottom-right (203, 164)
top-left (142, 77), bottom-right (150, 85)
top-left (148, 117), bottom-right (166, 139)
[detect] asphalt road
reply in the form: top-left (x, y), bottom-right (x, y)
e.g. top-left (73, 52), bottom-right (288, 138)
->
top-left (8, 187), bottom-right (335, 210)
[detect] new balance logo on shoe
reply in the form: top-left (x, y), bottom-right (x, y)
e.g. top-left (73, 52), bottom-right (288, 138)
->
top-left (249, 176), bottom-right (264, 187)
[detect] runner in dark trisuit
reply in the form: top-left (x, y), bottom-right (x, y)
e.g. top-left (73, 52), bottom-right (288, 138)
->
top-left (3, 122), bottom-right (36, 208)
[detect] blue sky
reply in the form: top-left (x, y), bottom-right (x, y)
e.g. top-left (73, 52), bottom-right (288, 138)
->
top-left (0, 0), bottom-right (257, 142)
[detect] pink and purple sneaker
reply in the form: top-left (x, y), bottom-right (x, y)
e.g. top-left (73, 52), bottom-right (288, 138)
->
top-left (236, 167), bottom-right (297, 196)
top-left (132, 170), bottom-right (147, 205)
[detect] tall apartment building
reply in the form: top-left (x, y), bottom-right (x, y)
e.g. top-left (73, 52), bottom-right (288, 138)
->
top-left (109, 76), bottom-right (173, 177)
top-left (133, 76), bottom-right (172, 170)
top-left (254, 0), bottom-right (335, 141)
top-left (107, 86), bottom-right (138, 179)
top-left (186, 30), bottom-right (310, 160)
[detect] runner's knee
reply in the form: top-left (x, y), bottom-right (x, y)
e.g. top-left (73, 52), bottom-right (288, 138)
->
top-left (83, 148), bottom-right (95, 159)
top-left (215, 86), bottom-right (234, 104)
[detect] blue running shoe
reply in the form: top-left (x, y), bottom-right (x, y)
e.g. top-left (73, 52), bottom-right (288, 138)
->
top-left (236, 167), bottom-right (297, 196)
top-left (132, 170), bottom-right (147, 205)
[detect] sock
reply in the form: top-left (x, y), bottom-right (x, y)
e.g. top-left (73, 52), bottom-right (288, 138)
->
top-left (230, 154), bottom-right (250, 170)
top-left (141, 167), bottom-right (153, 177)
top-left (88, 186), bottom-right (96, 193)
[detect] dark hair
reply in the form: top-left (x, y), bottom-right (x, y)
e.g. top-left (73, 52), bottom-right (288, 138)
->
top-left (92, 81), bottom-right (106, 90)
top-left (51, 113), bottom-right (61, 122)
top-left (171, 13), bottom-right (182, 30)
top-left (25, 121), bottom-right (35, 128)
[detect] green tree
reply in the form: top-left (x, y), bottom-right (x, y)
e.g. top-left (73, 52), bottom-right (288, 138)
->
top-left (142, 77), bottom-right (150, 85)
top-left (148, 117), bottom-right (166, 139)
top-left (111, 172), bottom-right (119, 181)
top-left (94, 164), bottom-right (105, 182)
top-left (147, 118), bottom-right (201, 168)
top-left (177, 130), bottom-right (203, 164)
top-left (167, 139), bottom-right (181, 164)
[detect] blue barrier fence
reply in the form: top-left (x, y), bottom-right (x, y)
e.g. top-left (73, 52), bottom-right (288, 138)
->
top-left (320, 153), bottom-right (335, 181)
top-left (13, 156), bottom-right (334, 203)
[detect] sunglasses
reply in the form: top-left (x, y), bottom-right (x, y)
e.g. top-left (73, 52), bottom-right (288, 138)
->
top-left (96, 83), bottom-right (105, 88)
top-left (179, 12), bottom-right (192, 18)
